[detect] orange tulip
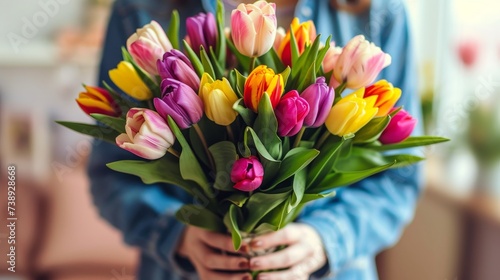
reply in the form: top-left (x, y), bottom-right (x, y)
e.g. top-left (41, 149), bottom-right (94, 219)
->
top-left (363, 80), bottom-right (401, 117)
top-left (76, 85), bottom-right (120, 117)
top-left (277, 17), bottom-right (317, 66)
top-left (244, 65), bottom-right (284, 112)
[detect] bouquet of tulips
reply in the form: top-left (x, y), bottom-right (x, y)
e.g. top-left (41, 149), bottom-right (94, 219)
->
top-left (59, 0), bottom-right (447, 251)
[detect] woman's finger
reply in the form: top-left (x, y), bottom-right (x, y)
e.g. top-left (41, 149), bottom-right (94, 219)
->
top-left (256, 256), bottom-right (323, 280)
top-left (249, 224), bottom-right (303, 251)
top-left (197, 228), bottom-right (241, 253)
top-left (250, 242), bottom-right (311, 271)
top-left (193, 261), bottom-right (252, 280)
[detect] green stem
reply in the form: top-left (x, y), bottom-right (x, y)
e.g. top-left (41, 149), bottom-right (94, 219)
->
top-left (315, 130), bottom-right (331, 150)
top-left (293, 127), bottom-right (306, 148)
top-left (249, 57), bottom-right (257, 73)
top-left (226, 125), bottom-right (235, 143)
top-left (193, 123), bottom-right (215, 171)
top-left (335, 82), bottom-right (347, 101)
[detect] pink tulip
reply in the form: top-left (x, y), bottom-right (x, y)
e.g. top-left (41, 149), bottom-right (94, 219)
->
top-left (322, 42), bottom-right (342, 73)
top-left (331, 35), bottom-right (391, 89)
top-left (231, 156), bottom-right (264, 192)
top-left (126, 20), bottom-right (172, 76)
top-left (116, 108), bottom-right (175, 160)
top-left (457, 40), bottom-right (479, 68)
top-left (231, 1), bottom-right (277, 57)
top-left (275, 90), bottom-right (310, 137)
top-left (379, 109), bottom-right (417, 144)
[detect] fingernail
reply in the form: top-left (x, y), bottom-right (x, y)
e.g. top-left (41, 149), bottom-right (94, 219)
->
top-left (242, 275), bottom-right (252, 280)
top-left (251, 240), bottom-right (263, 248)
top-left (238, 260), bottom-right (249, 269)
top-left (240, 244), bottom-right (249, 253)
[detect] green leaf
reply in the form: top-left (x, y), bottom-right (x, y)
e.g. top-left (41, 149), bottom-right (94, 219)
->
top-left (354, 116), bottom-right (391, 144)
top-left (106, 155), bottom-right (200, 195)
top-left (310, 161), bottom-right (395, 193)
top-left (244, 127), bottom-right (280, 162)
top-left (335, 147), bottom-right (423, 171)
top-left (306, 137), bottom-right (344, 189)
top-left (215, 0), bottom-right (226, 63)
top-left (176, 204), bottom-right (224, 232)
top-left (209, 47), bottom-right (225, 79)
top-left (224, 204), bottom-right (243, 250)
top-left (209, 141), bottom-right (238, 191)
top-left (253, 223), bottom-right (278, 235)
top-left (289, 168), bottom-right (306, 212)
top-left (367, 136), bottom-right (450, 151)
top-left (263, 147), bottom-right (319, 191)
top-left (253, 94), bottom-right (282, 159)
top-left (167, 117), bottom-right (211, 193)
top-left (200, 46), bottom-right (216, 79)
top-left (90, 114), bottom-right (126, 133)
top-left (56, 121), bottom-right (119, 144)
top-left (241, 191), bottom-right (290, 232)
top-left (233, 99), bottom-right (255, 126)
top-left (280, 66), bottom-right (291, 85)
top-left (301, 191), bottom-right (336, 203)
top-left (257, 49), bottom-right (277, 71)
top-left (234, 69), bottom-right (247, 98)
top-left (183, 40), bottom-right (204, 77)
top-left (269, 47), bottom-right (286, 73)
top-left (167, 10), bottom-right (180, 49)
top-left (224, 193), bottom-right (249, 207)
top-left (315, 35), bottom-right (332, 74)
top-left (121, 47), bottom-right (161, 97)
top-left (289, 26), bottom-right (300, 78)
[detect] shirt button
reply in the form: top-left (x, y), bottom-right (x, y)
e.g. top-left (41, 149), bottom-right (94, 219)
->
top-left (301, 6), bottom-right (313, 18)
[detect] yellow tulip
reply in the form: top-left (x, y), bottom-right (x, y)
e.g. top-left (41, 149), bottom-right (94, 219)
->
top-left (199, 73), bottom-right (239, 126)
top-left (363, 80), bottom-right (402, 116)
top-left (109, 61), bottom-right (152, 101)
top-left (325, 90), bottom-right (378, 136)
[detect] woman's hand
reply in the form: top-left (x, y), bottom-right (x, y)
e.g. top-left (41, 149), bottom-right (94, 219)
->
top-left (176, 226), bottom-right (252, 280)
top-left (248, 223), bottom-right (327, 280)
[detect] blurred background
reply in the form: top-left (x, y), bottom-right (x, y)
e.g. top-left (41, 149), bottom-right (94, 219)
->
top-left (0, 0), bottom-right (499, 279)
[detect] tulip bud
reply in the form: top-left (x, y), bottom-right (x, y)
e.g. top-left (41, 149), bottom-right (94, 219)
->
top-left (157, 49), bottom-right (200, 92)
top-left (76, 85), bottom-right (121, 117)
top-left (186, 13), bottom-right (218, 53)
top-left (231, 1), bottom-right (277, 57)
top-left (322, 43), bottom-right (342, 74)
top-left (116, 108), bottom-right (175, 160)
top-left (363, 80), bottom-right (402, 117)
top-left (325, 90), bottom-right (379, 136)
top-left (332, 35), bottom-right (391, 89)
top-left (277, 17), bottom-right (317, 66)
top-left (244, 65), bottom-right (284, 112)
top-left (126, 20), bottom-right (172, 76)
top-left (199, 73), bottom-right (239, 126)
top-left (379, 109), bottom-right (417, 144)
top-left (154, 78), bottom-right (204, 129)
top-left (275, 91), bottom-right (310, 137)
top-left (300, 77), bottom-right (335, 127)
top-left (231, 156), bottom-right (264, 192)
top-left (109, 61), bottom-right (153, 101)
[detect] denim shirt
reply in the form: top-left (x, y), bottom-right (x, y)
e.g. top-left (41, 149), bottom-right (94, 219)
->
top-left (88, 0), bottom-right (423, 279)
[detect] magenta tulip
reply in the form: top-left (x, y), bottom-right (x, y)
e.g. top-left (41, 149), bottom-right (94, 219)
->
top-left (275, 90), bottom-right (310, 137)
top-left (157, 49), bottom-right (200, 92)
top-left (379, 109), bottom-right (417, 144)
top-left (116, 108), bottom-right (175, 160)
top-left (186, 13), bottom-right (218, 53)
top-left (231, 156), bottom-right (264, 192)
top-left (300, 77), bottom-right (335, 128)
top-left (154, 78), bottom-right (203, 129)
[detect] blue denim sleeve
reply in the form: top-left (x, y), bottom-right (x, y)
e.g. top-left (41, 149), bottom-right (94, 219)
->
top-left (297, 2), bottom-right (424, 277)
top-left (88, 1), bottom-right (195, 276)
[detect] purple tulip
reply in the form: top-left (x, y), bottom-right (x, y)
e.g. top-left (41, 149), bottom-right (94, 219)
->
top-left (231, 156), bottom-right (264, 192)
top-left (379, 109), bottom-right (417, 144)
top-left (186, 13), bottom-right (218, 53)
top-left (154, 78), bottom-right (204, 129)
top-left (157, 49), bottom-right (200, 92)
top-left (275, 90), bottom-right (310, 137)
top-left (300, 77), bottom-right (335, 127)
